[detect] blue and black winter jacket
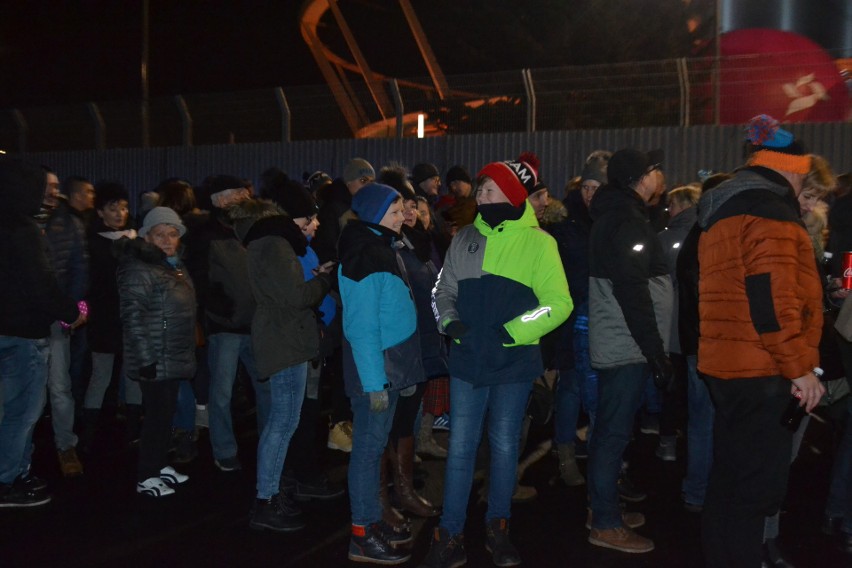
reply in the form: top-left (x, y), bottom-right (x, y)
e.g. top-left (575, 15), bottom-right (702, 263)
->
top-left (338, 220), bottom-right (424, 397)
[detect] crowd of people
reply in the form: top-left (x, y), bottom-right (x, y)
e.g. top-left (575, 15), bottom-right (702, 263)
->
top-left (1, 112), bottom-right (851, 568)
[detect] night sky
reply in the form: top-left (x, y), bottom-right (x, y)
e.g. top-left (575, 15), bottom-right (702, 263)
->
top-left (1, 0), bottom-right (724, 110)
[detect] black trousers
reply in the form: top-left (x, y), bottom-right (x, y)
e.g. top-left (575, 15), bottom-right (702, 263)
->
top-left (138, 379), bottom-right (180, 481)
top-left (702, 376), bottom-right (793, 568)
top-left (389, 382), bottom-right (426, 446)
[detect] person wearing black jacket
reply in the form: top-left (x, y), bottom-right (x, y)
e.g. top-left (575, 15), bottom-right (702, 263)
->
top-left (43, 182), bottom-right (89, 477)
top-left (80, 182), bottom-right (140, 451)
top-left (586, 148), bottom-right (673, 554)
top-left (118, 207), bottom-right (196, 498)
top-left (184, 174), bottom-right (266, 473)
top-left (0, 158), bottom-right (84, 507)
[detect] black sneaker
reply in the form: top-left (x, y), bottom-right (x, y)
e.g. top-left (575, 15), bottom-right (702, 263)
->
top-left (485, 518), bottom-right (521, 567)
top-left (418, 527), bottom-right (466, 568)
top-left (172, 429), bottom-right (198, 464)
top-left (294, 475), bottom-right (345, 501)
top-left (348, 523), bottom-right (411, 565)
top-left (249, 493), bottom-right (305, 532)
top-left (0, 483), bottom-right (51, 508)
top-left (14, 472), bottom-right (48, 493)
top-left (617, 472), bottom-right (647, 503)
top-left (375, 519), bottom-right (413, 547)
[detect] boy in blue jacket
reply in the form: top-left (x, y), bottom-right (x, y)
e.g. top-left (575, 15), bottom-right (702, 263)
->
top-left (338, 183), bottom-right (425, 565)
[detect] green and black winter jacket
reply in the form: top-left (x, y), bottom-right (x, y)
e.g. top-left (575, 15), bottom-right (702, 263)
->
top-left (432, 203), bottom-right (573, 387)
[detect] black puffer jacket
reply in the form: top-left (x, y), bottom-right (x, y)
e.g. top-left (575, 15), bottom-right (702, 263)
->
top-left (0, 159), bottom-right (79, 339)
top-left (44, 199), bottom-right (89, 301)
top-left (86, 219), bottom-right (136, 353)
top-left (116, 238), bottom-right (197, 381)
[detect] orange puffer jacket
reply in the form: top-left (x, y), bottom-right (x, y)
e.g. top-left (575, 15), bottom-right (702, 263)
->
top-left (697, 167), bottom-right (822, 381)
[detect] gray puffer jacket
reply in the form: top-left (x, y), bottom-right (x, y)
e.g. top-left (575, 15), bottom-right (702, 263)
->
top-left (116, 238), bottom-right (197, 381)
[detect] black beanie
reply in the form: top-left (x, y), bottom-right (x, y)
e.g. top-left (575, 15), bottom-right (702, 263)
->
top-left (275, 180), bottom-right (318, 219)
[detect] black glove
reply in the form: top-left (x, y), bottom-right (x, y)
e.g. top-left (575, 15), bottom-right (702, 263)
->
top-left (648, 353), bottom-right (674, 392)
top-left (139, 362), bottom-right (157, 380)
top-left (445, 320), bottom-right (469, 340)
top-left (495, 325), bottom-right (513, 345)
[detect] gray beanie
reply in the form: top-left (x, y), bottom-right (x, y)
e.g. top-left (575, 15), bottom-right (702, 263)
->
top-left (343, 158), bottom-right (375, 184)
top-left (580, 161), bottom-right (607, 185)
top-left (139, 206), bottom-right (186, 238)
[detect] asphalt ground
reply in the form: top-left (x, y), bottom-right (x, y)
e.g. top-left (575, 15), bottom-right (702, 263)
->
top-left (1, 396), bottom-right (849, 568)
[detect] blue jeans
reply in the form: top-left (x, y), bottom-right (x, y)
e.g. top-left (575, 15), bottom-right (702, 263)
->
top-left (642, 372), bottom-right (662, 414)
top-left (555, 367), bottom-right (581, 445)
top-left (440, 378), bottom-right (532, 535)
top-left (826, 395), bottom-right (852, 534)
top-left (172, 379), bottom-right (196, 431)
top-left (47, 323), bottom-right (77, 451)
top-left (207, 333), bottom-right (269, 461)
top-left (349, 389), bottom-right (400, 526)
top-left (256, 362), bottom-right (307, 499)
top-left (573, 306), bottom-right (598, 440)
top-left (0, 336), bottom-right (49, 485)
top-left (588, 362), bottom-right (650, 529)
top-left (683, 354), bottom-right (714, 506)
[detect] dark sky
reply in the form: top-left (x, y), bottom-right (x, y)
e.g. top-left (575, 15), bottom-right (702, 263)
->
top-left (0, 0), bottom-right (718, 109)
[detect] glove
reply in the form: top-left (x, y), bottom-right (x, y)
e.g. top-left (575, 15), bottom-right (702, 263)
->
top-left (444, 320), bottom-right (469, 340)
top-left (496, 325), bottom-right (513, 346)
top-left (139, 362), bottom-right (157, 380)
top-left (369, 390), bottom-right (389, 413)
top-left (648, 353), bottom-right (674, 392)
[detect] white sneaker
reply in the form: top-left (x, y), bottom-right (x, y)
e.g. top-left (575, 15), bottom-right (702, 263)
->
top-left (160, 466), bottom-right (189, 486)
top-left (137, 477), bottom-right (175, 497)
top-left (195, 405), bottom-right (209, 429)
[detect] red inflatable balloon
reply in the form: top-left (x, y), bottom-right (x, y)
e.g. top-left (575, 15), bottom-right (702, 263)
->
top-left (719, 28), bottom-right (849, 124)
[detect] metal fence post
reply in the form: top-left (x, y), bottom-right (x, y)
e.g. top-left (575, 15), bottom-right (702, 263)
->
top-left (522, 68), bottom-right (536, 133)
top-left (274, 88), bottom-right (291, 143)
top-left (175, 95), bottom-right (193, 147)
top-left (87, 102), bottom-right (106, 150)
top-left (11, 109), bottom-right (27, 154)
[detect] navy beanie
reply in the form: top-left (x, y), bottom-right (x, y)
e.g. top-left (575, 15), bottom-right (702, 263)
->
top-left (352, 183), bottom-right (400, 225)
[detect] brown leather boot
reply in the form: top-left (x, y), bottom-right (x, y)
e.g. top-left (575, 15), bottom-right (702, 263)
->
top-left (390, 436), bottom-right (441, 517)
top-left (378, 447), bottom-right (410, 535)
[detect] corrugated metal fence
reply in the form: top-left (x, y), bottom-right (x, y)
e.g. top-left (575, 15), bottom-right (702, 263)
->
top-left (17, 122), bottom-right (852, 208)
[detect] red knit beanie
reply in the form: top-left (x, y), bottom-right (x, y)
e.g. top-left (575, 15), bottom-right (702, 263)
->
top-left (477, 159), bottom-right (538, 207)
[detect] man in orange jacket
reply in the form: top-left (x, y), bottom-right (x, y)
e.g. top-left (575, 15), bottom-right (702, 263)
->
top-left (697, 115), bottom-right (825, 568)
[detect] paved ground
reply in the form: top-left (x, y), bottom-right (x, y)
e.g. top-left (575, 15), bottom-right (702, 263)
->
top-left (1, 399), bottom-right (849, 568)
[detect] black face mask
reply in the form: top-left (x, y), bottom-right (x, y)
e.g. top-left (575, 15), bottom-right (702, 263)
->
top-left (478, 202), bottom-right (523, 228)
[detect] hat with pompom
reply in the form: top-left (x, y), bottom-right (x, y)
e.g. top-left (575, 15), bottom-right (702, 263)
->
top-left (477, 152), bottom-right (539, 207)
top-left (745, 114), bottom-right (810, 174)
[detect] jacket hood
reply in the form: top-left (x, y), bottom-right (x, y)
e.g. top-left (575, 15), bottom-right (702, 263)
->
top-left (666, 204), bottom-right (698, 233)
top-left (697, 167), bottom-right (792, 229)
top-left (0, 158), bottom-right (46, 218)
top-left (588, 184), bottom-right (645, 222)
top-left (473, 200), bottom-right (539, 235)
top-left (113, 236), bottom-right (167, 265)
top-left (338, 220), bottom-right (399, 263)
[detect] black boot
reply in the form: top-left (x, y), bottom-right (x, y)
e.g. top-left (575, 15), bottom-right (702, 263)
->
top-left (418, 526), bottom-right (466, 568)
top-left (762, 538), bottom-right (794, 567)
top-left (249, 493), bottom-right (305, 532)
top-left (617, 468), bottom-right (647, 502)
top-left (172, 428), bottom-right (198, 464)
top-left (485, 518), bottom-right (521, 567)
top-left (78, 408), bottom-right (100, 454)
top-left (124, 404), bottom-right (142, 447)
top-left (348, 523), bottom-right (411, 565)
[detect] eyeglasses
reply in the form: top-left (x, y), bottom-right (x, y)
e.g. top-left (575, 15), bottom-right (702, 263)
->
top-left (580, 184), bottom-right (599, 192)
